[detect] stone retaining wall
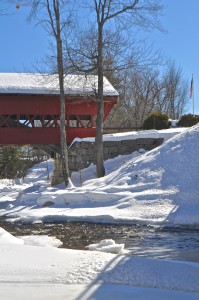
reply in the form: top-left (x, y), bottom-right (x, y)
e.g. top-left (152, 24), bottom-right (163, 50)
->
top-left (68, 138), bottom-right (164, 172)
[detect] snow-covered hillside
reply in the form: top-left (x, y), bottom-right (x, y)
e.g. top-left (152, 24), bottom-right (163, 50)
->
top-left (0, 125), bottom-right (199, 225)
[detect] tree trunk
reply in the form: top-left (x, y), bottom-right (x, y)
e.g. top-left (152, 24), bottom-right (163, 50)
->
top-left (96, 23), bottom-right (105, 177)
top-left (55, 2), bottom-right (70, 186)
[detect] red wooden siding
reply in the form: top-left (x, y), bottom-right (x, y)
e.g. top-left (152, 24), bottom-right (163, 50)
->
top-left (0, 127), bottom-right (96, 145)
top-left (0, 94), bottom-right (118, 145)
top-left (0, 95), bottom-right (117, 115)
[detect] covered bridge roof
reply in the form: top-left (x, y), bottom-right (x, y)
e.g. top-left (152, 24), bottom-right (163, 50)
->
top-left (0, 73), bottom-right (118, 96)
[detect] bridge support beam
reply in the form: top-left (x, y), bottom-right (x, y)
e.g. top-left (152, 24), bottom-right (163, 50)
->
top-left (51, 154), bottom-right (64, 186)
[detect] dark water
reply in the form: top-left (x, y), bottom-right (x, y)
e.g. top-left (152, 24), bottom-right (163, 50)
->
top-left (1, 219), bottom-right (199, 262)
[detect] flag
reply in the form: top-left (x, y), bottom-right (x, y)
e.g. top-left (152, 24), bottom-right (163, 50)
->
top-left (190, 76), bottom-right (194, 99)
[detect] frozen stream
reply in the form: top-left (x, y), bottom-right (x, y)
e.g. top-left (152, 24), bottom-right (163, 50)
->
top-left (0, 219), bottom-right (199, 263)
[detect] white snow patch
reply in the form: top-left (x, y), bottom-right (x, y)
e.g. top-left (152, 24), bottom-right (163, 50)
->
top-left (19, 235), bottom-right (63, 248)
top-left (0, 227), bottom-right (24, 245)
top-left (86, 239), bottom-right (124, 254)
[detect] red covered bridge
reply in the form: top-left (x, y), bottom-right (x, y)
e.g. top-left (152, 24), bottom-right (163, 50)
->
top-left (0, 73), bottom-right (118, 147)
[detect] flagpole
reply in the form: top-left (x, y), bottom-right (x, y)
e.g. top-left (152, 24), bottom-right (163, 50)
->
top-left (192, 74), bottom-right (195, 116)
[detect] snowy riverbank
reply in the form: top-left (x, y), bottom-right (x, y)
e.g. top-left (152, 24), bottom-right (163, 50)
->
top-left (1, 126), bottom-right (199, 299)
top-left (0, 227), bottom-right (199, 300)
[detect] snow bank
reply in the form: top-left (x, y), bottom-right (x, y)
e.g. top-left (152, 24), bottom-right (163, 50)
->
top-left (0, 227), bottom-right (62, 248)
top-left (34, 124), bottom-right (199, 225)
top-left (0, 229), bottom-right (199, 295)
top-left (0, 227), bottom-right (24, 245)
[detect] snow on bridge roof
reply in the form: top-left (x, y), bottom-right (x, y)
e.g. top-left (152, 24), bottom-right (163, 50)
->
top-left (0, 73), bottom-right (119, 96)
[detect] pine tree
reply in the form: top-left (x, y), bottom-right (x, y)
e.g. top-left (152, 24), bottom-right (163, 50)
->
top-left (0, 146), bottom-right (21, 179)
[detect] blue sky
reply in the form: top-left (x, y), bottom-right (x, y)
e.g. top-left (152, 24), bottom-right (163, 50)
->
top-left (0, 0), bottom-right (199, 114)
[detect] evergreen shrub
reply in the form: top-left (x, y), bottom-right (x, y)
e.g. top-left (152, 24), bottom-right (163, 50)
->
top-left (177, 114), bottom-right (199, 127)
top-left (143, 113), bottom-right (169, 130)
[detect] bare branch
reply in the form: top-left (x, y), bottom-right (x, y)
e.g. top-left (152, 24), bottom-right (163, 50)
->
top-left (46, 0), bottom-right (57, 37)
top-left (104, 0), bottom-right (140, 23)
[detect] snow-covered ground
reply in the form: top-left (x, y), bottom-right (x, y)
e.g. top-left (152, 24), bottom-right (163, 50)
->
top-left (1, 227), bottom-right (199, 300)
top-left (1, 126), bottom-right (199, 299)
top-left (0, 126), bottom-right (197, 226)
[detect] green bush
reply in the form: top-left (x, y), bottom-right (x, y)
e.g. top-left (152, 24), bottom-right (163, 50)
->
top-left (177, 114), bottom-right (199, 127)
top-left (143, 113), bottom-right (169, 130)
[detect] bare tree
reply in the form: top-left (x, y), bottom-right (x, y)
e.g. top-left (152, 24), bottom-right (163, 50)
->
top-left (107, 59), bottom-right (189, 129)
top-left (126, 69), bottom-right (160, 127)
top-left (65, 0), bottom-right (164, 177)
top-left (157, 61), bottom-right (189, 118)
top-left (30, 0), bottom-right (71, 186)
top-left (105, 67), bottom-right (161, 129)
